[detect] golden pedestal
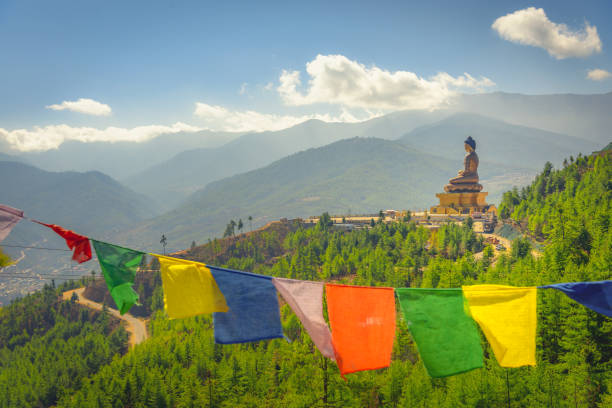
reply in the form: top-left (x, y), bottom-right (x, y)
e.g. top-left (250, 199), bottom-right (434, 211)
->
top-left (430, 192), bottom-right (488, 215)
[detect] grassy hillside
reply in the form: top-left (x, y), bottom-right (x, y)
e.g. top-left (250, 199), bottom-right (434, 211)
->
top-left (116, 137), bottom-right (522, 251)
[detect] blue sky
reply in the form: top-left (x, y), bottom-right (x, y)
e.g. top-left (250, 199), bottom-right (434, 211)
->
top-left (1, 0), bottom-right (611, 150)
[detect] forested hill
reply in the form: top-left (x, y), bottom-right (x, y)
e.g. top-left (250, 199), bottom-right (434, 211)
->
top-left (498, 148), bottom-right (611, 267)
top-left (0, 279), bottom-right (128, 407)
top-left (1, 149), bottom-right (611, 407)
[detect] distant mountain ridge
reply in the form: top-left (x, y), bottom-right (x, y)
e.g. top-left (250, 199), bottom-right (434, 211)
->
top-left (2, 91), bottom-right (609, 184)
top-left (115, 137), bottom-right (526, 252)
top-left (125, 112), bottom-right (594, 210)
top-left (0, 161), bottom-right (161, 303)
top-left (454, 91), bottom-right (612, 144)
top-left (123, 112), bottom-right (451, 209)
top-left (400, 113), bottom-right (596, 169)
top-left (0, 161), bottom-right (156, 233)
top-left (0, 153), bottom-right (26, 163)
top-left (10, 129), bottom-right (242, 180)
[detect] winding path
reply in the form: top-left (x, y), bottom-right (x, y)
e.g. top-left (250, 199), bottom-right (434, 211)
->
top-left (63, 288), bottom-right (148, 347)
top-left (474, 232), bottom-right (541, 263)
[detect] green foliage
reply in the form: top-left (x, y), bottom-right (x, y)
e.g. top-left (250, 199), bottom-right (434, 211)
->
top-left (317, 212), bottom-right (333, 230)
top-left (0, 283), bottom-right (127, 407)
top-left (0, 248), bottom-right (11, 268)
top-left (511, 237), bottom-right (532, 259)
top-left (223, 219), bottom-right (237, 238)
top-left (4, 151), bottom-right (612, 406)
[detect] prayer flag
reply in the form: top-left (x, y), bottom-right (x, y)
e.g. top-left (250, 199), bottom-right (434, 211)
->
top-left (35, 221), bottom-right (92, 263)
top-left (463, 285), bottom-right (537, 367)
top-left (211, 266), bottom-right (283, 344)
top-left (0, 204), bottom-right (23, 242)
top-left (156, 255), bottom-right (228, 319)
top-left (540, 281), bottom-right (612, 317)
top-left (272, 278), bottom-right (335, 360)
top-left (325, 284), bottom-right (396, 376)
top-left (92, 240), bottom-right (143, 315)
top-left (396, 288), bottom-right (483, 378)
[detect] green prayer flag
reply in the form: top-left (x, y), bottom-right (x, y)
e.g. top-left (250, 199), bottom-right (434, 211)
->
top-left (92, 240), bottom-right (143, 315)
top-left (396, 288), bottom-right (483, 378)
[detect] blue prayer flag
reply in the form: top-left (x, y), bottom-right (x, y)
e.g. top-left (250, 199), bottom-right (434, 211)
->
top-left (210, 266), bottom-right (284, 344)
top-left (540, 281), bottom-right (612, 317)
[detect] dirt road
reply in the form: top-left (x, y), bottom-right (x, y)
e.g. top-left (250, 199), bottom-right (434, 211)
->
top-left (482, 233), bottom-right (513, 252)
top-left (474, 233), bottom-right (541, 262)
top-left (63, 287), bottom-right (148, 347)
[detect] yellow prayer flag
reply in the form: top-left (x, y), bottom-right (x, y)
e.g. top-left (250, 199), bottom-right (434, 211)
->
top-left (154, 254), bottom-right (228, 319)
top-left (462, 285), bottom-right (537, 367)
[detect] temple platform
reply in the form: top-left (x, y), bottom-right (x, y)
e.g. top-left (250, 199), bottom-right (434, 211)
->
top-left (430, 192), bottom-right (492, 215)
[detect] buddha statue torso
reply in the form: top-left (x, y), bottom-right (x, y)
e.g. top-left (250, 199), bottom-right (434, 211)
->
top-left (444, 138), bottom-right (483, 193)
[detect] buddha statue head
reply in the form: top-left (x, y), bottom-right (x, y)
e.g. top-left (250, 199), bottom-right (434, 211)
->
top-left (464, 136), bottom-right (476, 152)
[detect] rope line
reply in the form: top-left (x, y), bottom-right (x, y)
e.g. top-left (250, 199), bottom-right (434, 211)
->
top-left (0, 275), bottom-right (90, 279)
top-left (1, 244), bottom-right (71, 251)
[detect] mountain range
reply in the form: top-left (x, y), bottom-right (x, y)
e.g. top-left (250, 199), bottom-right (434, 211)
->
top-left (0, 161), bottom-right (158, 303)
top-left (12, 129), bottom-right (241, 180)
top-left (1, 91), bottom-right (609, 301)
top-left (3, 92), bottom-right (607, 212)
top-left (0, 161), bottom-right (155, 233)
top-left (114, 137), bottom-right (531, 251)
top-left (122, 111), bottom-right (454, 210)
top-left (453, 91), bottom-right (612, 144)
top-left (400, 113), bottom-right (596, 169)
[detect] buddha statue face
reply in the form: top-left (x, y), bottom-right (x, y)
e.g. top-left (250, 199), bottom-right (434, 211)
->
top-left (464, 143), bottom-right (474, 153)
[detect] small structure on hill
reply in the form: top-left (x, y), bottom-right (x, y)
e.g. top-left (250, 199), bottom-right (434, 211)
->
top-left (430, 136), bottom-right (496, 216)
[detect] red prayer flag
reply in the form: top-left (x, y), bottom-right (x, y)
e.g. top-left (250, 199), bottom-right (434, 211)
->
top-left (325, 284), bottom-right (396, 377)
top-left (35, 221), bottom-right (92, 263)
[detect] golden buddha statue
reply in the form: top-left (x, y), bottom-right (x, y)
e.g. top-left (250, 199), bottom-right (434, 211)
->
top-left (444, 136), bottom-right (483, 193)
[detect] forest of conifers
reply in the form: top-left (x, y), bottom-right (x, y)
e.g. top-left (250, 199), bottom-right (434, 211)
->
top-left (0, 149), bottom-right (610, 407)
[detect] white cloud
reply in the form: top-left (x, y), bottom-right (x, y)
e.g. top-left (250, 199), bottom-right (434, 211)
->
top-left (194, 102), bottom-right (373, 133)
top-left (492, 7), bottom-right (602, 59)
top-left (0, 122), bottom-right (201, 152)
top-left (277, 54), bottom-right (495, 111)
top-left (263, 82), bottom-right (274, 91)
top-left (46, 98), bottom-right (112, 116)
top-left (587, 68), bottom-right (611, 81)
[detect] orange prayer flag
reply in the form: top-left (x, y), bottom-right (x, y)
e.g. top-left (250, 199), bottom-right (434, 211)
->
top-left (325, 284), bottom-right (396, 376)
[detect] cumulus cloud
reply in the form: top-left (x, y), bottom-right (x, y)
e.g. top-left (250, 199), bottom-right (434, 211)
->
top-left (276, 54), bottom-right (495, 111)
top-left (587, 68), bottom-right (611, 81)
top-left (194, 102), bottom-right (371, 132)
top-left (46, 98), bottom-right (112, 116)
top-left (0, 122), bottom-right (201, 152)
top-left (492, 7), bottom-right (602, 59)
